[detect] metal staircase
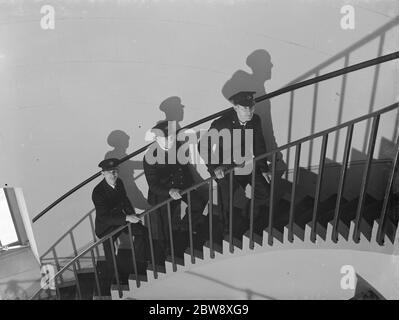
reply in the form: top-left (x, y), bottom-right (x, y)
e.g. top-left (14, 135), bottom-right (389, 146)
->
top-left (29, 52), bottom-right (399, 300)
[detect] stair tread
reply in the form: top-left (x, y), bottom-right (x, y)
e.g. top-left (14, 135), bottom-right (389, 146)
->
top-left (291, 196), bottom-right (315, 228)
top-left (129, 272), bottom-right (148, 282)
top-left (184, 247), bottom-right (204, 259)
top-left (316, 194), bottom-right (349, 227)
top-left (339, 194), bottom-right (377, 225)
top-left (147, 262), bottom-right (167, 274)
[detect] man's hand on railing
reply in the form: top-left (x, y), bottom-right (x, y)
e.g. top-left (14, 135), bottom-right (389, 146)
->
top-left (169, 188), bottom-right (182, 200)
top-left (125, 214), bottom-right (142, 224)
top-left (214, 167), bottom-right (225, 179)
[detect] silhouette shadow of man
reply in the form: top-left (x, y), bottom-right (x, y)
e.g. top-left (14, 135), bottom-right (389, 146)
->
top-left (143, 97), bottom-right (211, 249)
top-left (159, 96), bottom-right (185, 125)
top-left (104, 130), bottom-right (149, 211)
top-left (221, 49), bottom-right (287, 174)
top-left (220, 49), bottom-right (288, 216)
top-left (158, 96), bottom-right (205, 188)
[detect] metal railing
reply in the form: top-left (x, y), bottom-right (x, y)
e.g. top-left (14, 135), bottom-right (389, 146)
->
top-left (32, 51), bottom-right (399, 224)
top-left (30, 101), bottom-right (399, 300)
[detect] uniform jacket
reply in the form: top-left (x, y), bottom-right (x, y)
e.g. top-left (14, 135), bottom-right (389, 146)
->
top-left (143, 144), bottom-right (194, 205)
top-left (199, 109), bottom-right (269, 174)
top-left (92, 178), bottom-right (135, 238)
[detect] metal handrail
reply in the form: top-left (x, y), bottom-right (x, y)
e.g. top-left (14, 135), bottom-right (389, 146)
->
top-left (40, 209), bottom-right (96, 259)
top-left (252, 102), bottom-right (399, 163)
top-left (32, 51), bottom-right (399, 223)
top-left (30, 100), bottom-right (399, 300)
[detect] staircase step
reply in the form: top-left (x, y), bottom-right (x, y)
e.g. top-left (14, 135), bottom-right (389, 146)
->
top-left (290, 196), bottom-right (315, 234)
top-left (271, 199), bottom-right (291, 240)
top-left (129, 272), bottom-right (148, 283)
top-left (57, 280), bottom-right (77, 300)
top-left (222, 235), bottom-right (242, 250)
top-left (93, 295), bottom-right (112, 300)
top-left (204, 240), bottom-right (224, 254)
top-left (358, 200), bottom-right (382, 241)
top-left (166, 254), bottom-right (185, 267)
top-left (308, 194), bottom-right (348, 240)
top-left (243, 230), bottom-right (263, 246)
top-left (110, 283), bottom-right (130, 298)
top-left (184, 247), bottom-right (204, 260)
top-left (383, 195), bottom-right (399, 244)
top-left (337, 194), bottom-right (376, 240)
top-left (147, 262), bottom-right (167, 274)
top-left (76, 271), bottom-right (96, 300)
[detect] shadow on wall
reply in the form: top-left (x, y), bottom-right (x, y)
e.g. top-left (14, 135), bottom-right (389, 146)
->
top-left (349, 273), bottom-right (386, 300)
top-left (186, 271), bottom-right (277, 300)
top-left (283, 15), bottom-right (399, 168)
top-left (221, 49), bottom-right (275, 150)
top-left (158, 96), bottom-right (207, 195)
top-left (221, 49), bottom-right (287, 172)
top-left (105, 130), bottom-right (150, 211)
top-left (0, 280), bottom-right (28, 300)
top-left (159, 96), bottom-right (185, 125)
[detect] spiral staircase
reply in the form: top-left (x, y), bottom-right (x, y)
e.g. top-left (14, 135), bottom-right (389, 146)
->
top-left (30, 52), bottom-right (399, 300)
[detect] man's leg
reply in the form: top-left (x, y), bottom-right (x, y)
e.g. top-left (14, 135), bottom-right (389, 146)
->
top-left (124, 223), bottom-right (151, 263)
top-left (181, 190), bottom-right (207, 231)
top-left (215, 175), bottom-right (242, 231)
top-left (251, 171), bottom-right (271, 233)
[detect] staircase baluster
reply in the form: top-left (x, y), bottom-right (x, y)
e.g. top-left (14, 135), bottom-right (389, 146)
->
top-left (167, 202), bottom-right (177, 272)
top-left (145, 215), bottom-right (157, 279)
top-left (268, 153), bottom-right (277, 246)
top-left (187, 191), bottom-right (195, 264)
top-left (52, 248), bottom-right (63, 284)
top-left (308, 71), bottom-right (320, 170)
top-left (128, 223), bottom-right (140, 288)
top-left (288, 143), bottom-right (302, 243)
top-left (376, 137), bottom-right (399, 244)
top-left (249, 160), bottom-right (256, 249)
top-left (55, 280), bottom-right (61, 300)
top-left (353, 115), bottom-right (380, 242)
top-left (72, 261), bottom-right (82, 300)
top-left (69, 232), bottom-right (81, 270)
top-left (208, 181), bottom-right (215, 258)
top-left (286, 91), bottom-right (295, 180)
top-left (311, 134), bottom-right (329, 243)
top-left (332, 124), bottom-right (354, 242)
top-left (109, 237), bottom-right (122, 298)
top-left (229, 170), bottom-right (234, 253)
top-left (90, 248), bottom-right (102, 298)
top-left (89, 212), bottom-right (100, 258)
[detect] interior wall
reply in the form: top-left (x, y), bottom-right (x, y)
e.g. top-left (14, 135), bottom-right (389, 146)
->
top-left (0, 0), bottom-right (398, 256)
top-left (130, 248), bottom-right (399, 300)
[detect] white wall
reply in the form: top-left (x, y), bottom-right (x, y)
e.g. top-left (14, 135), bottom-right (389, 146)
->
top-left (130, 248), bottom-right (399, 300)
top-left (0, 0), bottom-right (398, 256)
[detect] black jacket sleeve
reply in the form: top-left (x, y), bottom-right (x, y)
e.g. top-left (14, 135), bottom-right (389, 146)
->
top-left (92, 189), bottom-right (126, 227)
top-left (118, 180), bottom-right (136, 216)
top-left (198, 118), bottom-right (226, 175)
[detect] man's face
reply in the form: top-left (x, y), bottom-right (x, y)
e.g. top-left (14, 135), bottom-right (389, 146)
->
top-left (234, 104), bottom-right (255, 123)
top-left (156, 134), bottom-right (175, 151)
top-left (102, 168), bottom-right (119, 186)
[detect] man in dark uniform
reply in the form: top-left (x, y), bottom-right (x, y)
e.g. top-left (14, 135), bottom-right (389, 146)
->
top-left (92, 158), bottom-right (150, 271)
top-left (199, 91), bottom-right (273, 233)
top-left (143, 121), bottom-right (207, 246)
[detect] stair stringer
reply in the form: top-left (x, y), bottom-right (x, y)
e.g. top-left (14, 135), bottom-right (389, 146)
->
top-left (110, 223), bottom-right (399, 299)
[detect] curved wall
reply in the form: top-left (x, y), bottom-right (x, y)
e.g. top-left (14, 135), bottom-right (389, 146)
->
top-left (0, 0), bottom-right (398, 254)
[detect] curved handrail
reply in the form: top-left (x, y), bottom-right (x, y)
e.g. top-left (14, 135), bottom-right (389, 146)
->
top-left (32, 51), bottom-right (399, 223)
top-left (30, 100), bottom-right (399, 300)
